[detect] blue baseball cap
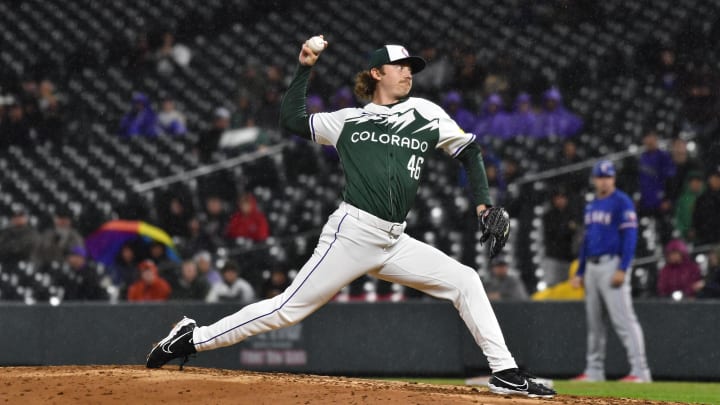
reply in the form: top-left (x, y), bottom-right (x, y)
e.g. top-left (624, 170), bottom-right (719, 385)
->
top-left (592, 160), bottom-right (616, 177)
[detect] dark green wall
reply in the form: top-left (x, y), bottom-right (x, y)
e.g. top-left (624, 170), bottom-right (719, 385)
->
top-left (2, 301), bottom-right (717, 379)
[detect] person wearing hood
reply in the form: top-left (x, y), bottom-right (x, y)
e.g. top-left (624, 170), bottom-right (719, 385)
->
top-left (442, 91), bottom-right (475, 132)
top-left (119, 92), bottom-right (159, 137)
top-left (224, 193), bottom-right (269, 242)
top-left (657, 239), bottom-right (703, 298)
top-left (509, 92), bottom-right (538, 137)
top-left (127, 260), bottom-right (172, 302)
top-left (532, 88), bottom-right (583, 138)
top-left (472, 93), bottom-right (513, 140)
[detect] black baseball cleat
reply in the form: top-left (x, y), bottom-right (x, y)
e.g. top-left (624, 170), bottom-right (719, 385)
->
top-left (488, 368), bottom-right (556, 398)
top-left (146, 317), bottom-right (198, 369)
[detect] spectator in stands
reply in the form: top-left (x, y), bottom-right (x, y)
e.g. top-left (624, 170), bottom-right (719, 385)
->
top-left (655, 47), bottom-right (679, 91)
top-left (473, 93), bottom-right (512, 140)
top-left (532, 88), bottom-right (583, 138)
top-left (147, 241), bottom-right (177, 280)
top-left (690, 168), bottom-right (720, 245)
top-left (155, 31), bottom-right (192, 75)
top-left (194, 251), bottom-right (222, 286)
top-left (307, 94), bottom-right (325, 114)
top-left (665, 138), bottom-right (703, 205)
top-left (255, 86), bottom-right (282, 128)
top-left (118, 92), bottom-right (158, 137)
top-left (674, 171), bottom-right (705, 241)
top-left (158, 195), bottom-right (194, 239)
top-left (679, 60), bottom-right (718, 128)
top-left (657, 239), bottom-right (703, 299)
top-left (36, 96), bottom-right (65, 144)
top-left (0, 102), bottom-right (32, 147)
top-left (33, 207), bottom-right (83, 266)
top-left (483, 256), bottom-right (528, 301)
top-left (127, 260), bottom-right (172, 302)
top-left (231, 90), bottom-right (256, 128)
top-left (225, 193), bottom-right (269, 242)
top-left (261, 268), bottom-right (290, 299)
top-left (413, 46), bottom-right (452, 95)
top-left (554, 140), bottom-right (588, 195)
top-left (542, 188), bottom-right (580, 288)
top-left (64, 246), bottom-right (108, 301)
top-left (0, 206), bottom-right (38, 263)
top-left (127, 31), bottom-right (153, 74)
top-left (509, 93), bottom-right (538, 137)
top-left (637, 130), bottom-right (676, 218)
top-left (199, 195), bottom-right (229, 247)
top-left (329, 86), bottom-right (355, 110)
top-left (157, 98), bottom-right (187, 136)
top-left (451, 49), bottom-right (485, 97)
top-left (442, 91), bottom-right (475, 132)
top-left (170, 260), bottom-right (210, 301)
top-left (37, 80), bottom-right (60, 113)
top-left (195, 107), bottom-right (230, 162)
top-left (180, 217), bottom-right (215, 258)
top-left (108, 242), bottom-right (138, 293)
top-left (698, 246), bottom-right (720, 298)
top-left (206, 260), bottom-right (255, 303)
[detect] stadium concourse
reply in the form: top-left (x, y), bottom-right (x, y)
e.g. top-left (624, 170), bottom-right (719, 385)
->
top-left (1, 0), bottom-right (720, 305)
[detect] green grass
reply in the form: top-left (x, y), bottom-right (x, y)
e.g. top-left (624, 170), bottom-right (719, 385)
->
top-left (386, 378), bottom-right (720, 405)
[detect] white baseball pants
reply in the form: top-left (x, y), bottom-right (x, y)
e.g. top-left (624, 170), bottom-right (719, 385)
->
top-left (193, 202), bottom-right (518, 372)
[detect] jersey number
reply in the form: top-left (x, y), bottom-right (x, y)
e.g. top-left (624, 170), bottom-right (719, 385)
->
top-left (407, 154), bottom-right (425, 180)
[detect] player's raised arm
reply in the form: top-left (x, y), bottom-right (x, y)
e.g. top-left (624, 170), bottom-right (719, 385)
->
top-left (279, 35), bottom-right (328, 138)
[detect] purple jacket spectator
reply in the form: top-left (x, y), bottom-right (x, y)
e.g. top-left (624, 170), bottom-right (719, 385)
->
top-left (473, 93), bottom-right (513, 140)
top-left (638, 132), bottom-right (676, 212)
top-left (330, 86), bottom-right (356, 110)
top-left (443, 91), bottom-right (476, 132)
top-left (509, 93), bottom-right (538, 137)
top-left (532, 88), bottom-right (583, 138)
top-left (119, 93), bottom-right (158, 137)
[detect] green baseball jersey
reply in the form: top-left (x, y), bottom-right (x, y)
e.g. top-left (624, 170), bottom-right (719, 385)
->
top-left (310, 98), bottom-right (477, 223)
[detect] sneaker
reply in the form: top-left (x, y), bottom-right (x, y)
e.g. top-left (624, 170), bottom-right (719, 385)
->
top-left (488, 368), bottom-right (556, 398)
top-left (146, 317), bottom-right (197, 369)
top-left (618, 375), bottom-right (651, 383)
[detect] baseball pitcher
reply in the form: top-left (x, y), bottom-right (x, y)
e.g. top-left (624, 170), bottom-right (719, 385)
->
top-left (146, 37), bottom-right (555, 398)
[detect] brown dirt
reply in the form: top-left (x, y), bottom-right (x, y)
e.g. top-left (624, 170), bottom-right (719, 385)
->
top-left (0, 365), bottom-right (679, 405)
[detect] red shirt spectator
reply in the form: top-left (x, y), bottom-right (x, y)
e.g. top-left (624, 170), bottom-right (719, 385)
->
top-left (127, 260), bottom-right (172, 301)
top-left (657, 239), bottom-right (703, 298)
top-left (225, 193), bottom-right (269, 242)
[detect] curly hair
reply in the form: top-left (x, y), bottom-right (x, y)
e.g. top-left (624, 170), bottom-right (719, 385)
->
top-left (353, 69), bottom-right (378, 101)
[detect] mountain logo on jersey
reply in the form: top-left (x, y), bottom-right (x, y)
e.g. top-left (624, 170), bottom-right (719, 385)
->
top-left (345, 109), bottom-right (439, 152)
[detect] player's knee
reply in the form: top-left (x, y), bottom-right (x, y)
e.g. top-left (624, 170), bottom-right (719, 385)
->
top-left (455, 265), bottom-right (484, 298)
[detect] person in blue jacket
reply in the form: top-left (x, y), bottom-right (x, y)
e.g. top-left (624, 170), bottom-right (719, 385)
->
top-left (571, 160), bottom-right (652, 383)
top-left (119, 92), bottom-right (159, 137)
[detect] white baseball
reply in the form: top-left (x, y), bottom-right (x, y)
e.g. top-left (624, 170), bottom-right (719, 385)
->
top-left (307, 36), bottom-right (326, 53)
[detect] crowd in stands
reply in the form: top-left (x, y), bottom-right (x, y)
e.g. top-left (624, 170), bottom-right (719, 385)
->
top-left (3, 4), bottom-right (720, 305)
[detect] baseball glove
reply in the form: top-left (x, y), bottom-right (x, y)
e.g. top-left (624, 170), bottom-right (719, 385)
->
top-left (479, 207), bottom-right (510, 258)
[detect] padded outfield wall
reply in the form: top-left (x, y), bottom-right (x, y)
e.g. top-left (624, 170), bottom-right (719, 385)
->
top-left (2, 301), bottom-right (717, 380)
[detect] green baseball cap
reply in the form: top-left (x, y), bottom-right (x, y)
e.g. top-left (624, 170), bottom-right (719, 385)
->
top-left (367, 45), bottom-right (426, 73)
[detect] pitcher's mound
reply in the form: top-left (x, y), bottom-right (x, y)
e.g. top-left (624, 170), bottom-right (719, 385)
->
top-left (0, 365), bottom-right (665, 404)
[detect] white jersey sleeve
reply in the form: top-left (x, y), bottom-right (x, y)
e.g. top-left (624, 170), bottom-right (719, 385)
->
top-left (309, 108), bottom-right (353, 146)
top-left (414, 99), bottom-right (477, 158)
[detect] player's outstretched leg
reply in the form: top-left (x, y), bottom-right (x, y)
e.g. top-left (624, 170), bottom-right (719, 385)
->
top-left (374, 235), bottom-right (555, 398)
top-left (146, 317), bottom-right (197, 369)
